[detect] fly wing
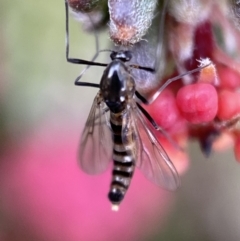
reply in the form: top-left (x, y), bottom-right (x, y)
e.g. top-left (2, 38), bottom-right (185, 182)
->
top-left (130, 103), bottom-right (180, 190)
top-left (79, 92), bottom-right (112, 174)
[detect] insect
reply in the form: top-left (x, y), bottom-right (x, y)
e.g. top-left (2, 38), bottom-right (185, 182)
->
top-left (65, 0), bottom-right (209, 210)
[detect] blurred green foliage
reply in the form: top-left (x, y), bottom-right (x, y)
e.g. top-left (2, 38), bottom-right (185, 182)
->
top-left (1, 0), bottom-right (105, 142)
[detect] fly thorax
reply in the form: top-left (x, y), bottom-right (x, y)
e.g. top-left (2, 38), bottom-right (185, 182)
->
top-left (100, 60), bottom-right (135, 113)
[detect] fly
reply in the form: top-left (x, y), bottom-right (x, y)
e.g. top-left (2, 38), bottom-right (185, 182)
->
top-left (65, 0), bottom-right (209, 210)
top-left (79, 50), bottom-right (181, 211)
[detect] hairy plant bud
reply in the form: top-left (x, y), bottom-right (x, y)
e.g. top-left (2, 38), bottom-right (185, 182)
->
top-left (67, 0), bottom-right (100, 12)
top-left (67, 0), bottom-right (108, 31)
top-left (168, 0), bottom-right (212, 25)
top-left (230, 0), bottom-right (240, 29)
top-left (108, 0), bottom-right (158, 45)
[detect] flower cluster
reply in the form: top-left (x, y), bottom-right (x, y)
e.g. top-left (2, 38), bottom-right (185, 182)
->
top-left (160, 1), bottom-right (240, 163)
top-left (67, 0), bottom-right (240, 169)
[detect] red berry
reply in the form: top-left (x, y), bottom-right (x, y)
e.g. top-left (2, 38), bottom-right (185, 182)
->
top-left (212, 132), bottom-right (234, 152)
top-left (144, 89), bottom-right (186, 134)
top-left (176, 83), bottom-right (218, 123)
top-left (217, 65), bottom-right (240, 90)
top-left (217, 90), bottom-right (240, 120)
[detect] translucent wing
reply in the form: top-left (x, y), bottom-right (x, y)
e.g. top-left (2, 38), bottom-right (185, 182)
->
top-left (79, 92), bottom-right (112, 174)
top-left (127, 102), bottom-right (180, 190)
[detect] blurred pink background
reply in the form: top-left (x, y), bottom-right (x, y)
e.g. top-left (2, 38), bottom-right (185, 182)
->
top-left (0, 120), bottom-right (175, 241)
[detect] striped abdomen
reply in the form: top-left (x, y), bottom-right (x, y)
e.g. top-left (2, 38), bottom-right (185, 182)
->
top-left (108, 111), bottom-right (136, 208)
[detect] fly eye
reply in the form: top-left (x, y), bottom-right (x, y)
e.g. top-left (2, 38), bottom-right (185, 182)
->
top-left (110, 51), bottom-right (117, 60)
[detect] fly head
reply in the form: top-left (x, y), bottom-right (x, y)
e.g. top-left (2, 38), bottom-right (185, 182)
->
top-left (110, 50), bottom-right (132, 62)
